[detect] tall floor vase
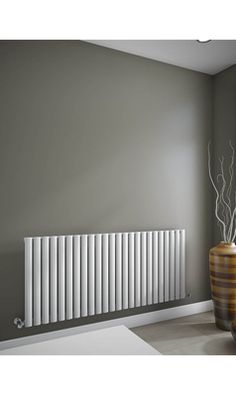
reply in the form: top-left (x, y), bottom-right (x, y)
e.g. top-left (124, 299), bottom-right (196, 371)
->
top-left (209, 242), bottom-right (236, 330)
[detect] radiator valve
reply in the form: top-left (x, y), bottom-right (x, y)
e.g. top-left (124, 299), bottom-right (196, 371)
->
top-left (14, 317), bottom-right (25, 329)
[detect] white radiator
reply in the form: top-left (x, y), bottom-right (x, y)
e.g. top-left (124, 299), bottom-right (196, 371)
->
top-left (18, 229), bottom-right (186, 328)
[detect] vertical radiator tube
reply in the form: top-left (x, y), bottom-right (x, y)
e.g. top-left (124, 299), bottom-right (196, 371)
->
top-left (109, 234), bottom-right (116, 312)
top-left (169, 230), bottom-right (175, 301)
top-left (123, 233), bottom-right (128, 309)
top-left (116, 233), bottom-right (122, 311)
top-left (89, 235), bottom-right (95, 316)
top-left (95, 234), bottom-right (102, 314)
top-left (175, 230), bottom-right (180, 299)
top-left (50, 236), bottom-right (57, 323)
top-left (158, 231), bottom-right (164, 303)
top-left (34, 237), bottom-right (41, 326)
top-left (180, 230), bottom-right (186, 298)
top-left (74, 235), bottom-right (80, 319)
top-left (164, 231), bottom-right (169, 302)
top-left (42, 237), bottom-right (49, 324)
top-left (141, 232), bottom-right (147, 306)
top-left (81, 235), bottom-right (88, 317)
top-left (58, 236), bottom-right (65, 321)
top-left (103, 234), bottom-right (109, 313)
top-left (25, 238), bottom-right (33, 328)
top-left (147, 232), bottom-right (153, 305)
top-left (66, 236), bottom-right (73, 320)
top-left (129, 233), bottom-right (135, 308)
top-left (153, 231), bottom-right (158, 304)
top-left (135, 232), bottom-right (141, 307)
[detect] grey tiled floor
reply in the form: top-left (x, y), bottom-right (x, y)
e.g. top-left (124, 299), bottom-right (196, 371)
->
top-left (131, 312), bottom-right (236, 355)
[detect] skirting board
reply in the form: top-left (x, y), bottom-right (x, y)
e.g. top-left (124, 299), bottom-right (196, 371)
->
top-left (0, 300), bottom-right (213, 351)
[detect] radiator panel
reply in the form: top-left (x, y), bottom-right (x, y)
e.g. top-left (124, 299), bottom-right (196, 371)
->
top-left (24, 229), bottom-right (186, 328)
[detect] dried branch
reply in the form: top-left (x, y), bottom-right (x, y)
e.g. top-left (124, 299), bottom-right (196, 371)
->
top-left (208, 142), bottom-right (226, 241)
top-left (208, 141), bottom-right (236, 243)
top-left (218, 157), bottom-right (231, 229)
top-left (226, 140), bottom-right (234, 211)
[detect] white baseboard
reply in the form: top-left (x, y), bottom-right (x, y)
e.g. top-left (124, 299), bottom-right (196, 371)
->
top-left (0, 300), bottom-right (213, 351)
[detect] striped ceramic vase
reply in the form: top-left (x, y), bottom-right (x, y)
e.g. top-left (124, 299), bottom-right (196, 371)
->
top-left (209, 242), bottom-right (236, 331)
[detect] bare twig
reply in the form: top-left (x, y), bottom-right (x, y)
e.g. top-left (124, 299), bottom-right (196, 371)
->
top-left (208, 142), bottom-right (226, 241)
top-left (226, 140), bottom-right (234, 211)
top-left (208, 141), bottom-right (236, 243)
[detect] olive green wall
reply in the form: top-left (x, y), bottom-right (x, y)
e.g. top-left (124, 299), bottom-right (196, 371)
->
top-left (0, 41), bottom-right (213, 341)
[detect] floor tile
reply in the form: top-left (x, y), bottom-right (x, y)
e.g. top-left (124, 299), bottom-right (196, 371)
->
top-left (131, 312), bottom-right (236, 355)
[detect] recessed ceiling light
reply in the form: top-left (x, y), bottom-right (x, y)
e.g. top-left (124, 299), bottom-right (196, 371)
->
top-left (197, 39), bottom-right (212, 44)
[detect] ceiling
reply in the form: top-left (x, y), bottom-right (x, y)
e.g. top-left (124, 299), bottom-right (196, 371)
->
top-left (86, 40), bottom-right (236, 75)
